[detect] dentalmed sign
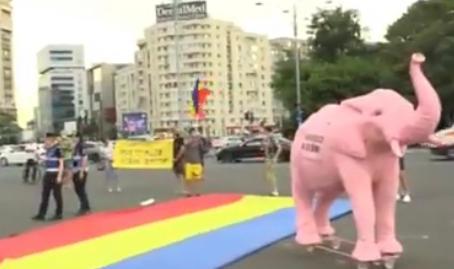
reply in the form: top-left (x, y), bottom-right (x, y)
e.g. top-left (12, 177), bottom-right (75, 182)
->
top-left (156, 1), bottom-right (207, 23)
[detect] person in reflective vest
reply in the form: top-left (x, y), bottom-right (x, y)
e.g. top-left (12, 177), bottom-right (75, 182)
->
top-left (32, 132), bottom-right (64, 221)
top-left (72, 135), bottom-right (91, 215)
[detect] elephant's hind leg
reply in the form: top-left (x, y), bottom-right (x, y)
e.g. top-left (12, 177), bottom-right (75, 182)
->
top-left (291, 165), bottom-right (321, 246)
top-left (314, 185), bottom-right (343, 237)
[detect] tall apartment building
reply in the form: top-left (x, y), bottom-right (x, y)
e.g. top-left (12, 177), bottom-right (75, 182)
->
top-left (0, 0), bottom-right (15, 118)
top-left (270, 37), bottom-right (308, 63)
top-left (87, 63), bottom-right (128, 139)
top-left (114, 64), bottom-right (137, 121)
top-left (134, 1), bottom-right (275, 136)
top-left (36, 45), bottom-right (88, 134)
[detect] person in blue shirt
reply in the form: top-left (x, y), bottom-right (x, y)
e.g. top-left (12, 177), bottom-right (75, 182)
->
top-left (32, 132), bottom-right (64, 221)
top-left (72, 135), bottom-right (91, 215)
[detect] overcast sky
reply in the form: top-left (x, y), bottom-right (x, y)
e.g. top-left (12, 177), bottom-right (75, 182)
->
top-left (12, 0), bottom-right (417, 125)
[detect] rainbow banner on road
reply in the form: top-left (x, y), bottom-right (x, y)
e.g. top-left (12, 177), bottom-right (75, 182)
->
top-left (0, 194), bottom-right (351, 269)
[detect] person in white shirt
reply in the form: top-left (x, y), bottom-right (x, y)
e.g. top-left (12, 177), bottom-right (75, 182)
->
top-left (101, 139), bottom-right (121, 192)
top-left (23, 144), bottom-right (40, 184)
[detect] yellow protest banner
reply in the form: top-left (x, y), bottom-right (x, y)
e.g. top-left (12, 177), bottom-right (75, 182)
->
top-left (113, 139), bottom-right (173, 169)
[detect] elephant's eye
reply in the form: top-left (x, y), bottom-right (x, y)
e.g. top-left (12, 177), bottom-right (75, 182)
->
top-left (373, 110), bottom-right (383, 116)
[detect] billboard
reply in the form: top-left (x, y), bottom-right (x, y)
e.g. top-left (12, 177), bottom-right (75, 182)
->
top-left (156, 1), bottom-right (207, 23)
top-left (122, 112), bottom-right (148, 134)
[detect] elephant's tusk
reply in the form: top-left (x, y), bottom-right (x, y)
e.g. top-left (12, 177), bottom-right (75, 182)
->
top-left (390, 140), bottom-right (404, 157)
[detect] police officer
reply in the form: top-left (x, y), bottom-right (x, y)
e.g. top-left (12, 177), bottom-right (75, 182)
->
top-left (72, 135), bottom-right (91, 215)
top-left (32, 132), bottom-right (64, 221)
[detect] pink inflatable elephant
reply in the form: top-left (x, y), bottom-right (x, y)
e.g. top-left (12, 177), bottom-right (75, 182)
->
top-left (291, 53), bottom-right (441, 262)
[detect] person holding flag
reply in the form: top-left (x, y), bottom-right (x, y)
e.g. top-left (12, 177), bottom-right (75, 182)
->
top-left (189, 78), bottom-right (212, 120)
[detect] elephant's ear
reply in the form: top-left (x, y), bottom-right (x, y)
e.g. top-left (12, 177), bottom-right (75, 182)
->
top-left (330, 118), bottom-right (368, 159)
top-left (341, 90), bottom-right (387, 116)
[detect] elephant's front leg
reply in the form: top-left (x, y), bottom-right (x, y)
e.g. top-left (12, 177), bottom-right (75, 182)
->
top-left (375, 159), bottom-right (403, 255)
top-left (337, 156), bottom-right (381, 262)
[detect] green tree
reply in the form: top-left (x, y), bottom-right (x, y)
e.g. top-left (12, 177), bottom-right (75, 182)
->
top-left (383, 0), bottom-right (454, 126)
top-left (308, 7), bottom-right (364, 62)
top-left (273, 56), bottom-right (397, 115)
top-left (0, 112), bottom-right (21, 145)
top-left (273, 7), bottom-right (394, 118)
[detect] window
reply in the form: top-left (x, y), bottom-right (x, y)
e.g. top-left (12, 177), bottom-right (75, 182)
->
top-left (51, 57), bottom-right (73, 61)
top-left (51, 77), bottom-right (73, 81)
top-left (50, 50), bottom-right (72, 54)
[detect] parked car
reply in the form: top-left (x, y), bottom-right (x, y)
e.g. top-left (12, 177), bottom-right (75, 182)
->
top-left (212, 136), bottom-right (244, 150)
top-left (429, 126), bottom-right (454, 159)
top-left (84, 141), bottom-right (104, 163)
top-left (0, 145), bottom-right (15, 155)
top-left (216, 136), bottom-right (291, 163)
top-left (0, 145), bottom-right (37, 166)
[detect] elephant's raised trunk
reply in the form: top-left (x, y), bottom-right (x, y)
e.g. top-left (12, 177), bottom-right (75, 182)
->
top-left (400, 53), bottom-right (442, 145)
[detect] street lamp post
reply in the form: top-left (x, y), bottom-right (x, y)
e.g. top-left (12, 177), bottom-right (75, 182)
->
top-left (292, 4), bottom-right (303, 125)
top-left (256, 2), bottom-right (303, 125)
top-left (173, 0), bottom-right (183, 128)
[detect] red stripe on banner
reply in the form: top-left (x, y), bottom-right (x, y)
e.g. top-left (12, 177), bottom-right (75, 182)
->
top-left (0, 194), bottom-right (243, 262)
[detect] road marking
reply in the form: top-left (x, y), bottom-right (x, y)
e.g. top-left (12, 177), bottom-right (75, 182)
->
top-left (400, 234), bottom-right (429, 240)
top-left (140, 198), bottom-right (156, 206)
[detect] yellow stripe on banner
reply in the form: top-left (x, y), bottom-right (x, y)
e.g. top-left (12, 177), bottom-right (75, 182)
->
top-left (113, 139), bottom-right (174, 169)
top-left (2, 196), bottom-right (293, 269)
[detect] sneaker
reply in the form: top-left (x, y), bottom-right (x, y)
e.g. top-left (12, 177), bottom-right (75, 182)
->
top-left (32, 215), bottom-right (45, 221)
top-left (108, 188), bottom-right (113, 193)
top-left (140, 198), bottom-right (156, 206)
top-left (116, 187), bottom-right (122, 192)
top-left (76, 209), bottom-right (90, 216)
top-left (396, 194), bottom-right (401, 201)
top-left (270, 191), bottom-right (279, 197)
top-left (402, 194), bottom-right (412, 203)
top-left (49, 215), bottom-right (62, 221)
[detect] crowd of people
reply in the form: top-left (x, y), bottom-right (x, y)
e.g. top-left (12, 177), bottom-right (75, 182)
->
top-left (26, 120), bottom-right (418, 222)
top-left (170, 124), bottom-right (285, 197)
top-left (31, 133), bottom-right (91, 221)
top-left (28, 133), bottom-right (124, 221)
top-left (26, 122), bottom-right (285, 221)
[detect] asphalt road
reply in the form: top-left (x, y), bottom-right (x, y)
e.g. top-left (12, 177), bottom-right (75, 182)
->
top-left (0, 150), bottom-right (453, 269)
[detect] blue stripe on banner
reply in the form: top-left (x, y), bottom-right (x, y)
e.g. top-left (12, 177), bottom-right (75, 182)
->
top-left (105, 199), bottom-right (351, 269)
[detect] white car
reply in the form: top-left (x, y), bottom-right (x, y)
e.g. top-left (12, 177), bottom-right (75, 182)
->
top-left (428, 126), bottom-right (454, 158)
top-left (212, 136), bottom-right (244, 150)
top-left (0, 145), bottom-right (37, 166)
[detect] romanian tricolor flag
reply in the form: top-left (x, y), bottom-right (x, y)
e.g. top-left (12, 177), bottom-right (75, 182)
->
top-left (189, 78), bottom-right (212, 120)
top-left (0, 194), bottom-right (351, 269)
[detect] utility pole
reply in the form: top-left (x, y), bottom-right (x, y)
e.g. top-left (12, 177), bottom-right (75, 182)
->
top-left (293, 4), bottom-right (302, 125)
top-left (173, 0), bottom-right (183, 128)
top-left (256, 2), bottom-right (303, 125)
